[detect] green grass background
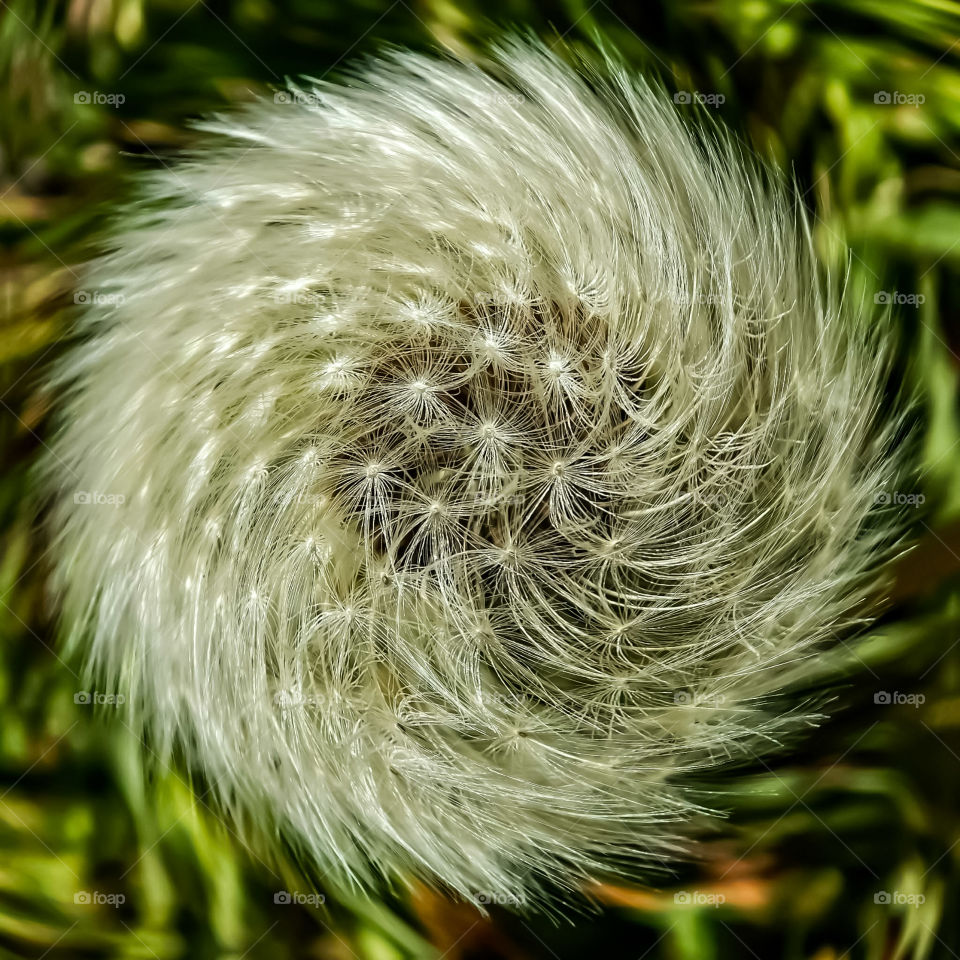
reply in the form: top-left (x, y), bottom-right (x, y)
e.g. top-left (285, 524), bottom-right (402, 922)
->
top-left (1, 0), bottom-right (959, 957)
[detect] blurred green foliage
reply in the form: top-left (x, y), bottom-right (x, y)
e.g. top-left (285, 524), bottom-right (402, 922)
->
top-left (1, 0), bottom-right (959, 957)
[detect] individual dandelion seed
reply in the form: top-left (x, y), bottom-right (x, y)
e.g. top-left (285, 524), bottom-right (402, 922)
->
top-left (46, 37), bottom-right (911, 908)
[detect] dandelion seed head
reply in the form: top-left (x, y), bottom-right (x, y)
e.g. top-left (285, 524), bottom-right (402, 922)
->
top-left (47, 38), bottom-right (909, 907)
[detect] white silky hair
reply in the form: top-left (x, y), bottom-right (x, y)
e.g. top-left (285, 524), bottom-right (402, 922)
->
top-left (47, 38), bottom-right (907, 907)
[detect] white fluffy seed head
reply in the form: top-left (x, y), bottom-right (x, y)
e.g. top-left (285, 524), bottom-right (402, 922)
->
top-left (47, 39), bottom-right (907, 907)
